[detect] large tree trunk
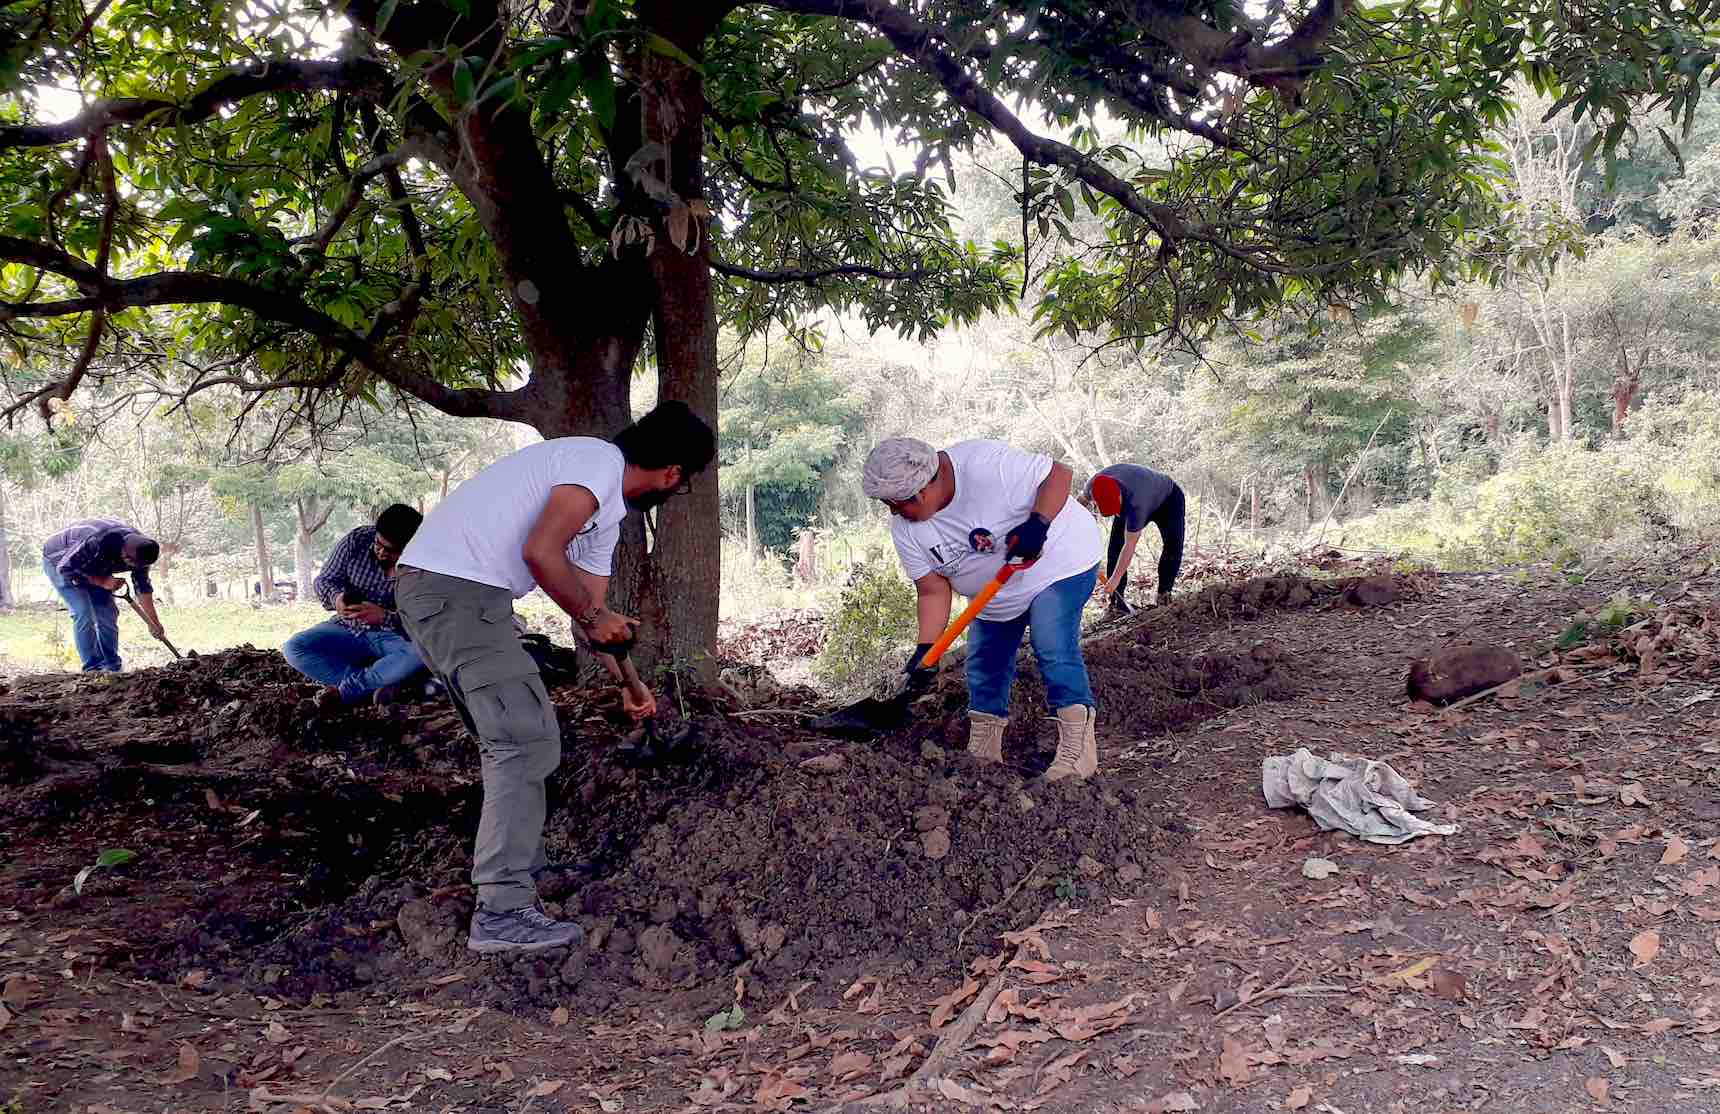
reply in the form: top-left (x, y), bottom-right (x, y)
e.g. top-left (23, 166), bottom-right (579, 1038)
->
top-left (628, 0), bottom-right (723, 678)
top-left (250, 503), bottom-right (274, 601)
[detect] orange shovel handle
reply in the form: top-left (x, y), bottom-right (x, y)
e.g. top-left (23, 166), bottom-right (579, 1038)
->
top-left (922, 562), bottom-right (1020, 669)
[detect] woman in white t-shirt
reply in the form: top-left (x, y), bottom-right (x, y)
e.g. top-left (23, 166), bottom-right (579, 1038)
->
top-left (861, 437), bottom-right (1104, 780)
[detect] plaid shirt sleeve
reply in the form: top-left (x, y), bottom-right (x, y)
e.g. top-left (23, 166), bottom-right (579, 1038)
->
top-left (49, 522), bottom-right (119, 586)
top-left (313, 528), bottom-right (364, 611)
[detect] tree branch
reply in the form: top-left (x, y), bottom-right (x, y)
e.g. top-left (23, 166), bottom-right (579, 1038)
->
top-left (753, 0), bottom-right (1192, 247)
top-left (299, 150), bottom-right (410, 255)
top-left (0, 239), bottom-right (521, 422)
top-left (0, 58), bottom-right (393, 149)
top-left (709, 258), bottom-right (931, 283)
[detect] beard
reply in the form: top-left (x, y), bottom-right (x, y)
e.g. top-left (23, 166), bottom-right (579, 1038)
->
top-left (626, 488), bottom-right (675, 512)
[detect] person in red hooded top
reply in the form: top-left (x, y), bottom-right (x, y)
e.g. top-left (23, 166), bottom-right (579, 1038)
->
top-left (1079, 464), bottom-right (1186, 618)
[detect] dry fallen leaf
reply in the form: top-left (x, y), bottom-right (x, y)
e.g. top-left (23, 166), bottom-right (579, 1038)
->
top-left (1642, 1017), bottom-right (1676, 1035)
top-left (0, 1004), bottom-right (10, 1032)
top-left (1662, 836), bottom-right (1690, 866)
top-left (1218, 1037), bottom-right (1252, 1088)
top-left (549, 1005), bottom-right (570, 1027)
top-left (1, 976), bottom-right (31, 1008)
top-left (1620, 783), bottom-right (1648, 807)
top-left (928, 978), bottom-right (981, 1028)
top-left (829, 1051), bottom-right (872, 1080)
top-left (753, 1075), bottom-right (810, 1105)
top-left (162, 1042), bottom-right (200, 1085)
top-left (1144, 1091), bottom-right (1201, 1113)
top-left (1390, 956), bottom-right (1439, 982)
top-left (1285, 1085), bottom-right (1312, 1110)
top-left (1629, 930), bottom-right (1662, 968)
top-left (1602, 1046), bottom-right (1628, 1069)
top-left (1585, 1076), bottom-right (1610, 1104)
top-left (263, 1021), bottom-right (290, 1044)
top-left (1429, 969), bottom-right (1467, 1001)
top-left (525, 1079), bottom-right (566, 1098)
top-left (936, 1078), bottom-right (992, 1107)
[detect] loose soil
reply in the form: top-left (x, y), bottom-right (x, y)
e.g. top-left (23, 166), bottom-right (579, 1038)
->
top-left (3, 553), bottom-right (1717, 1114)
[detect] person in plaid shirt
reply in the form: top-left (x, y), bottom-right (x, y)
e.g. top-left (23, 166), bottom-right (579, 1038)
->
top-left (283, 504), bottom-right (429, 707)
top-left (41, 518), bottom-right (167, 672)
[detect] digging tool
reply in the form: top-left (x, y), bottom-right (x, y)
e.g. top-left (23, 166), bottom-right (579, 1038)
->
top-left (812, 559), bottom-right (1025, 736)
top-left (112, 580), bottom-right (183, 660)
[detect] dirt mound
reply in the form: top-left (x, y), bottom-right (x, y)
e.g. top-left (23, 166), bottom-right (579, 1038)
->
top-left (248, 718), bottom-right (1165, 1015)
top-left (0, 564), bottom-right (1393, 1020)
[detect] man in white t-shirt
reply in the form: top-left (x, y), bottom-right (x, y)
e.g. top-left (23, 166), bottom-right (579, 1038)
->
top-left (861, 437), bottom-right (1104, 780)
top-left (395, 401), bottom-right (716, 954)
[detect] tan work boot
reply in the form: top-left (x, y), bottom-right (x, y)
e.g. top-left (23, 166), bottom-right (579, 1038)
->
top-left (967, 712), bottom-right (1006, 763)
top-left (1044, 705), bottom-right (1098, 781)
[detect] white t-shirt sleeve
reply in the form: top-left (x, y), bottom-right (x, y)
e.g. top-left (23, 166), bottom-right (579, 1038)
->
top-left (571, 520), bottom-right (621, 576)
top-left (547, 440), bottom-right (626, 576)
top-left (893, 522), bottom-right (933, 583)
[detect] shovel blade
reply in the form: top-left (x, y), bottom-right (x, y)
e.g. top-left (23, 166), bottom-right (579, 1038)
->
top-left (810, 693), bottom-right (912, 736)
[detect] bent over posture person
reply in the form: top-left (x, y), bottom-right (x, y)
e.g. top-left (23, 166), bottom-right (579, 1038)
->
top-left (862, 437), bottom-right (1104, 780)
top-left (1082, 464), bottom-right (1187, 618)
top-left (41, 518), bottom-right (167, 672)
top-left (283, 504), bottom-right (429, 707)
top-left (394, 401), bottom-right (716, 954)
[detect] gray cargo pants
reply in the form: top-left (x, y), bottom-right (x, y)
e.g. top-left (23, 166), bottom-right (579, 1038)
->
top-left (395, 568), bottom-right (560, 912)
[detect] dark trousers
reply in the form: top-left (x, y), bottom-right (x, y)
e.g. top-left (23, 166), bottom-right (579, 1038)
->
top-left (1107, 483), bottom-right (1187, 598)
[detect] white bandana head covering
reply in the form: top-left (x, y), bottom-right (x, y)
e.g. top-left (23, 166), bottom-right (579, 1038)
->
top-left (861, 437), bottom-right (938, 501)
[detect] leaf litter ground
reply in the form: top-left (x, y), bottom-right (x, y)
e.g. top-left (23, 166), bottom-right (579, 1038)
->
top-left (1, 553), bottom-right (1717, 1112)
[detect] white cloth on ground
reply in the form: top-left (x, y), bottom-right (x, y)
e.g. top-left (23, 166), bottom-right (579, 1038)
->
top-left (1262, 747), bottom-right (1458, 845)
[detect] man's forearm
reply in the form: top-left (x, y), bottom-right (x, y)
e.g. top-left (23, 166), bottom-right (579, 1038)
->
top-left (527, 556), bottom-right (605, 626)
top-left (915, 577), bottom-right (953, 643)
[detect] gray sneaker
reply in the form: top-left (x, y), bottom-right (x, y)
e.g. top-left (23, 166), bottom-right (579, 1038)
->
top-left (467, 903), bottom-right (586, 954)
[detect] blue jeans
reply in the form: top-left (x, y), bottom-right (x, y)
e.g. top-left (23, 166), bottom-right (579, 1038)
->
top-left (966, 565), bottom-right (1099, 717)
top-left (44, 558), bottom-right (121, 672)
top-left (282, 620), bottom-right (427, 702)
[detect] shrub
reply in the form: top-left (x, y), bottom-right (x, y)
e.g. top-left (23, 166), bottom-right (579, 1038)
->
top-left (813, 560), bottom-right (918, 697)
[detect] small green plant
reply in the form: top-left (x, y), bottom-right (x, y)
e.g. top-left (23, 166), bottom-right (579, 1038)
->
top-left (703, 1004), bottom-right (746, 1032)
top-left (1054, 875), bottom-right (1080, 901)
top-left (813, 561), bottom-right (918, 697)
top-left (73, 848), bottom-right (137, 895)
top-left (1557, 591), bottom-right (1657, 648)
top-left (1593, 591), bottom-right (1654, 630)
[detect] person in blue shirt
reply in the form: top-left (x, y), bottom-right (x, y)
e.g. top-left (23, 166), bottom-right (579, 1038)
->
top-left (41, 519), bottom-right (166, 672)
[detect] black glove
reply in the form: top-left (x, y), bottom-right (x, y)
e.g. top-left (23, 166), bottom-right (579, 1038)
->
top-left (903, 642), bottom-right (936, 694)
top-left (1005, 512), bottom-right (1051, 561)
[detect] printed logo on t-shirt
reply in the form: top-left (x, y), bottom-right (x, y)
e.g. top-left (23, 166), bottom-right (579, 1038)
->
top-left (968, 527), bottom-right (996, 554)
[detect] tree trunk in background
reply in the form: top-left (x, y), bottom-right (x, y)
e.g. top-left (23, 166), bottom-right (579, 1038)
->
top-left (154, 541), bottom-right (179, 604)
top-left (745, 479), bottom-right (758, 562)
top-left (1250, 481), bottom-right (1260, 532)
top-left (795, 530), bottom-right (817, 586)
top-left (1303, 463), bottom-right (1329, 527)
top-left (295, 524), bottom-right (315, 602)
top-left (1611, 353), bottom-right (1640, 436)
top-left (250, 503), bottom-right (274, 601)
top-left (0, 484), bottom-right (13, 609)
